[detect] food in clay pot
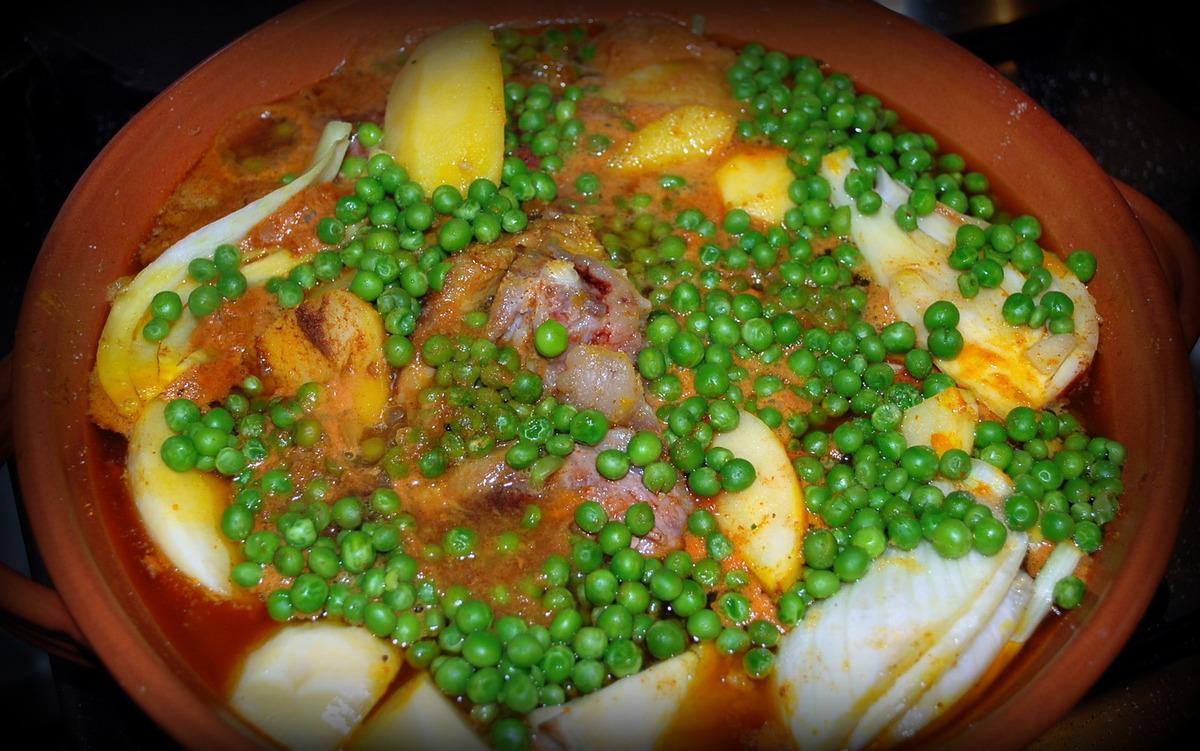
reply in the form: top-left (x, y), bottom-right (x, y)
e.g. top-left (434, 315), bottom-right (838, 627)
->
top-left (86, 14), bottom-right (1127, 751)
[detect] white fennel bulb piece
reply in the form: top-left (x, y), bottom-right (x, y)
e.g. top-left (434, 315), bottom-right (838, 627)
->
top-left (774, 531), bottom-right (1026, 751)
top-left (881, 571), bottom-right (1035, 743)
top-left (127, 399), bottom-right (232, 595)
top-left (95, 121), bottom-right (352, 419)
top-left (1013, 541), bottom-right (1085, 643)
top-left (230, 622), bottom-right (398, 751)
top-left (820, 149), bottom-right (1098, 416)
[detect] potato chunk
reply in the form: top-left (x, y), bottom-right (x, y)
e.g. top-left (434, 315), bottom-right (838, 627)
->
top-left (383, 22), bottom-right (504, 193)
top-left (609, 105), bottom-right (735, 172)
top-left (530, 651), bottom-right (699, 750)
top-left (711, 410), bottom-right (806, 591)
top-left (128, 399), bottom-right (232, 595)
top-left (231, 623), bottom-right (398, 750)
top-left (715, 148), bottom-right (795, 225)
top-left (349, 674), bottom-right (488, 751)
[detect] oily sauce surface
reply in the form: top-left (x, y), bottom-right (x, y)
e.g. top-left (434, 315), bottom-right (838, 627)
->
top-left (93, 428), bottom-right (274, 692)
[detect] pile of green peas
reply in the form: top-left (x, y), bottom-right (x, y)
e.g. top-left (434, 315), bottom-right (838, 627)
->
top-left (288, 122), bottom-right (554, 352)
top-left (244, 484), bottom-right (409, 610)
top-left (414, 498), bottom-right (785, 749)
top-left (951, 220), bottom-right (1095, 334)
top-left (976, 405), bottom-right (1125, 557)
top-left (158, 377), bottom-right (325, 478)
top-left (495, 24), bottom-right (596, 178)
top-left (133, 24), bottom-right (1140, 751)
top-left (504, 80), bottom-right (587, 171)
top-left (141, 243), bottom-right (248, 343)
top-left (595, 201), bottom-right (718, 283)
top-left (495, 25), bottom-right (595, 75)
top-left (390, 326), bottom-right (610, 484)
top-left (725, 40), bottom-right (1099, 333)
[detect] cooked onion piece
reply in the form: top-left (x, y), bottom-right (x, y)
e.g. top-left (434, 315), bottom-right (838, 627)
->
top-left (128, 399), bottom-right (233, 595)
top-left (821, 149), bottom-right (1099, 416)
top-left (230, 623), bottom-right (399, 750)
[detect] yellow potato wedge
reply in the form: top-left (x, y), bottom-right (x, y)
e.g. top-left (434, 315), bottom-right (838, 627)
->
top-left (711, 410), bottom-right (806, 591)
top-left (383, 22), bottom-right (504, 193)
top-left (349, 674), bottom-right (488, 751)
top-left (609, 105), bottom-right (735, 172)
top-left (231, 622), bottom-right (399, 750)
top-left (715, 148), bottom-right (795, 225)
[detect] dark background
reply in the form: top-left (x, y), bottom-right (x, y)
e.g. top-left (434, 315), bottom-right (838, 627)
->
top-left (1, 1), bottom-right (1197, 747)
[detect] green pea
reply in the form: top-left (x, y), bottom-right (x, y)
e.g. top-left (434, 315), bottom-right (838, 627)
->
top-left (1053, 575), bottom-right (1086, 609)
top-left (720, 458), bottom-right (756, 492)
top-left (574, 501), bottom-right (608, 534)
top-left (534, 319), bottom-right (569, 357)
top-left (583, 447), bottom-right (624, 480)
top-left (1066, 250), bottom-right (1097, 283)
top-left (744, 647), bottom-right (775, 679)
top-left (645, 620), bottom-right (687, 659)
top-left (932, 518), bottom-right (972, 558)
top-left (289, 573), bottom-right (329, 614)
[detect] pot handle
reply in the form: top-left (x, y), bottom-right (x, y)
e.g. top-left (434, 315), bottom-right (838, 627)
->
top-left (0, 355), bottom-right (95, 665)
top-left (1114, 180), bottom-right (1200, 345)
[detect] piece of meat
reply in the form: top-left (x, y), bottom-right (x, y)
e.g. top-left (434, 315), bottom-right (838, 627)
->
top-left (484, 239), bottom-right (653, 427)
top-left (411, 214), bottom-right (653, 427)
top-left (415, 241), bottom-right (517, 346)
top-left (556, 429), bottom-right (693, 556)
top-left (399, 429), bottom-right (692, 557)
top-left (486, 243), bottom-right (648, 362)
top-left (555, 345), bottom-right (656, 428)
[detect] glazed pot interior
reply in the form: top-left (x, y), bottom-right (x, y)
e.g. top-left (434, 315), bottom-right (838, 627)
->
top-left (13, 1), bottom-right (1194, 748)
